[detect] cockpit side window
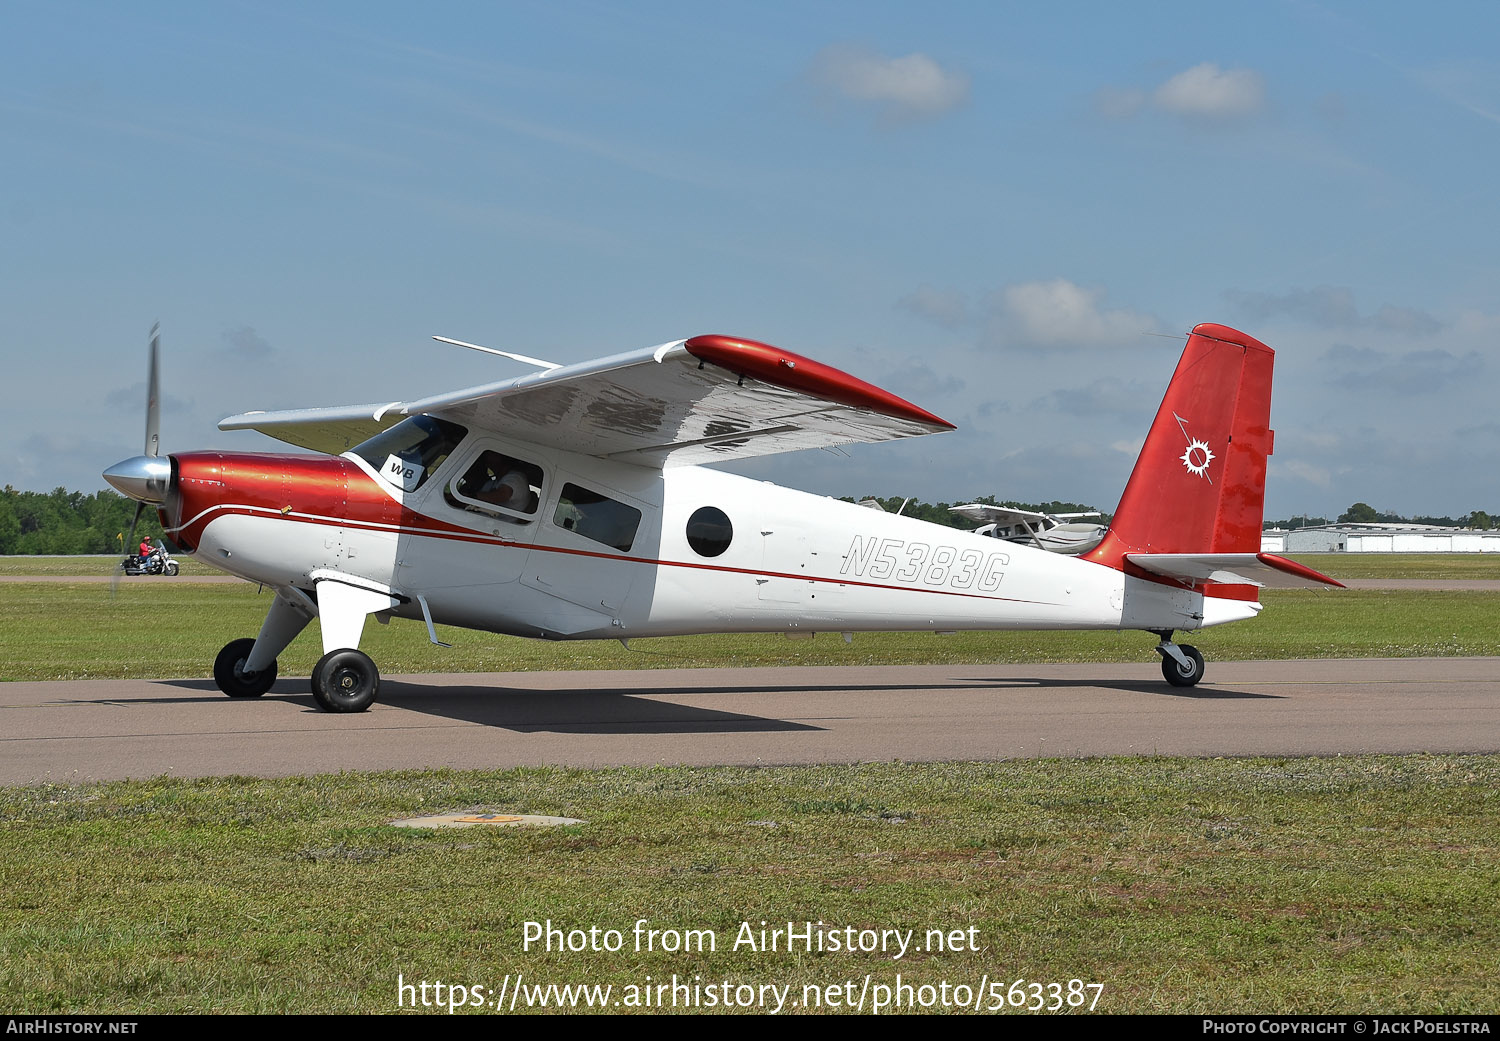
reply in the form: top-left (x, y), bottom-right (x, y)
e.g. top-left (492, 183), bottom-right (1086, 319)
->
top-left (447, 450), bottom-right (545, 520)
top-left (350, 416), bottom-right (468, 492)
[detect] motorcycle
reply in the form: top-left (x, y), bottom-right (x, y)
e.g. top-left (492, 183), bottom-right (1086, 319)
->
top-left (120, 546), bottom-right (180, 577)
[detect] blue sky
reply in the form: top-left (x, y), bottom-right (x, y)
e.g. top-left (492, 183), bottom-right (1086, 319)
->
top-left (4, 1), bottom-right (1498, 520)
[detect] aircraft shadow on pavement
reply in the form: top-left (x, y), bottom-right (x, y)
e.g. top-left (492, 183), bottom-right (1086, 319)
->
top-left (379, 681), bottom-right (828, 734)
top-left (151, 674), bottom-right (1277, 734)
top-left (153, 678), bottom-right (821, 734)
top-left (968, 677), bottom-right (1281, 700)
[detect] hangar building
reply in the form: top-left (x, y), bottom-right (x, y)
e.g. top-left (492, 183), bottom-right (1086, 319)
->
top-left (1261, 523), bottom-right (1500, 554)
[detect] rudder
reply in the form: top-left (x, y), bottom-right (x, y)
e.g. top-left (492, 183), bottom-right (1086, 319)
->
top-left (1086, 323), bottom-right (1275, 561)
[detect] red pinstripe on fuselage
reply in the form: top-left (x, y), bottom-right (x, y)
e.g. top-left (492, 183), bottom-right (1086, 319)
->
top-left (164, 450), bottom-right (1044, 606)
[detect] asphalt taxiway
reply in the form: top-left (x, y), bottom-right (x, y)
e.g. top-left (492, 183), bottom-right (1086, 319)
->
top-left (2, 657), bottom-right (1496, 784)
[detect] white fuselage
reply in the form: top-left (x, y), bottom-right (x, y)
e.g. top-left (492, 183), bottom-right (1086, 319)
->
top-left (186, 436), bottom-right (1259, 644)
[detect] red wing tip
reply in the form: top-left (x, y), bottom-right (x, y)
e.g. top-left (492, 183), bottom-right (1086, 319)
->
top-left (683, 334), bottom-right (955, 429)
top-left (1190, 323), bottom-right (1275, 355)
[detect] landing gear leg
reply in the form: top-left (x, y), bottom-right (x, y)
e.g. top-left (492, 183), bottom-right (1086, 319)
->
top-left (308, 579), bottom-right (398, 713)
top-left (1153, 630), bottom-right (1205, 687)
top-left (212, 591), bottom-right (314, 698)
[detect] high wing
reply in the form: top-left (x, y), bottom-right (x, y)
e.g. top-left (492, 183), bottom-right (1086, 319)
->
top-left (949, 504), bottom-right (1103, 527)
top-left (950, 503), bottom-right (1053, 528)
top-left (219, 334), bottom-right (954, 464)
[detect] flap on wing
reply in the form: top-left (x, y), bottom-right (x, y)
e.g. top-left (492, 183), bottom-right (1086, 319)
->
top-left (221, 334), bottom-right (955, 463)
top-left (1125, 552), bottom-right (1346, 589)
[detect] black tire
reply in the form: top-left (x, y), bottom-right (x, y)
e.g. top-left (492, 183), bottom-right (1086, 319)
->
top-left (164, 560), bottom-right (179, 576)
top-left (213, 638), bottom-right (277, 698)
top-left (311, 648), bottom-right (380, 713)
top-left (1161, 644), bottom-right (1205, 687)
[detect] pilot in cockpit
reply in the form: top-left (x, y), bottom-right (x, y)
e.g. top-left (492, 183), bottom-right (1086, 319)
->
top-left (475, 468), bottom-right (536, 513)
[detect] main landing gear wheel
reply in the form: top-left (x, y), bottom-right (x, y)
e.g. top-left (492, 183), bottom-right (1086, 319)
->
top-left (213, 638), bottom-right (277, 698)
top-left (1161, 644), bottom-right (1205, 687)
top-left (311, 648), bottom-right (381, 713)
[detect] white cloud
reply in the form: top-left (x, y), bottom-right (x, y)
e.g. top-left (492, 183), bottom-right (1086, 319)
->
top-left (1098, 62), bottom-right (1265, 123)
top-left (994, 278), bottom-right (1156, 347)
top-left (1153, 63), bottom-right (1265, 119)
top-left (811, 45), bottom-right (969, 122)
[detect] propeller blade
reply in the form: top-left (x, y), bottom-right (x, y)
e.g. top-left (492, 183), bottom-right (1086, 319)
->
top-left (105, 324), bottom-right (171, 502)
top-left (145, 323), bottom-right (161, 457)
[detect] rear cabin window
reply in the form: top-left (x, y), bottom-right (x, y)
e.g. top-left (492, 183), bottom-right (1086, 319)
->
top-left (448, 450), bottom-right (544, 520)
top-left (552, 483), bottom-right (641, 552)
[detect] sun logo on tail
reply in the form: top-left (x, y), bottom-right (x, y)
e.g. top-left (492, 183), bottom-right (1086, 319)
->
top-left (1173, 413), bottom-right (1215, 483)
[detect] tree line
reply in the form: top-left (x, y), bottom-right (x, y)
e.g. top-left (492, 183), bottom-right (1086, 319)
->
top-left (0, 487), bottom-right (163, 555)
top-left (1266, 504), bottom-right (1495, 530)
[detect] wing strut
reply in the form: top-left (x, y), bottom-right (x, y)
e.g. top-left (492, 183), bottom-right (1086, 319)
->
top-left (432, 335), bottom-right (561, 371)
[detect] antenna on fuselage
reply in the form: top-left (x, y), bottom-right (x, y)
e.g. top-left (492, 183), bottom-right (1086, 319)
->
top-left (432, 335), bottom-right (562, 371)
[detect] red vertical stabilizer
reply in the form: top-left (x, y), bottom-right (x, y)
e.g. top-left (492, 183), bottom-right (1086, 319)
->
top-left (1085, 324), bottom-right (1275, 573)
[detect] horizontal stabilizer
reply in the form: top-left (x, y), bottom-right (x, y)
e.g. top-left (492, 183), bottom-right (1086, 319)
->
top-left (1125, 552), bottom-right (1345, 589)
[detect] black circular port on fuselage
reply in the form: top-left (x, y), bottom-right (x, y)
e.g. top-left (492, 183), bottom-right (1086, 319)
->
top-left (686, 506), bottom-right (733, 557)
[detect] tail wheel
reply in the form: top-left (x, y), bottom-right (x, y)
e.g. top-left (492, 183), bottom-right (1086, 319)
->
top-left (1161, 644), bottom-right (1205, 687)
top-left (311, 648), bottom-right (381, 713)
top-left (213, 638), bottom-right (277, 698)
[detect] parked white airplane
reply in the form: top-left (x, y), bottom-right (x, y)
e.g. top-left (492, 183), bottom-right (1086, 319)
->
top-left (948, 503), bottom-right (1107, 555)
top-left (103, 323), bottom-right (1341, 712)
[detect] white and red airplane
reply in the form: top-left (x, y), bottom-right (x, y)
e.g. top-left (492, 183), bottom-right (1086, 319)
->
top-left (103, 322), bottom-right (1342, 712)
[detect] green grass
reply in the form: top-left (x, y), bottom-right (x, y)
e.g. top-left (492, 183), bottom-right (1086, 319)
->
top-left (2, 757), bottom-right (1496, 1014)
top-left (0, 554), bottom-right (219, 577)
top-left (1, 582), bottom-right (1493, 682)
top-left (1288, 553), bottom-right (1500, 580)
top-left (4, 555), bottom-right (1497, 1014)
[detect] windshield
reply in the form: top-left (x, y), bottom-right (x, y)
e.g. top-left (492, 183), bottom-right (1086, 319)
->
top-left (349, 416), bottom-right (468, 492)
